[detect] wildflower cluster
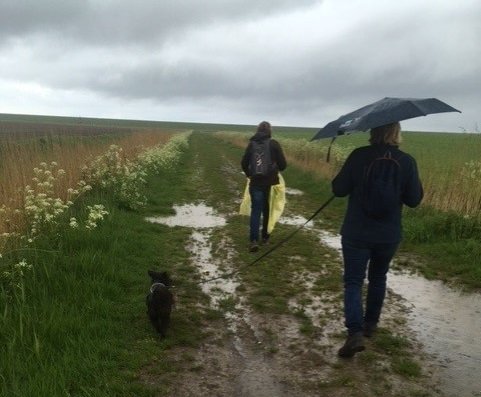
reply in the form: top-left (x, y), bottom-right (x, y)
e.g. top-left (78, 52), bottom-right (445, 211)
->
top-left (1, 132), bottom-right (190, 289)
top-left (23, 162), bottom-right (92, 238)
top-left (1, 162), bottom-right (96, 290)
top-left (138, 132), bottom-right (190, 173)
top-left (1, 258), bottom-right (32, 290)
top-left (82, 145), bottom-right (148, 209)
top-left (85, 205), bottom-right (109, 229)
top-left (0, 205), bottom-right (20, 251)
top-left (83, 132), bottom-right (190, 209)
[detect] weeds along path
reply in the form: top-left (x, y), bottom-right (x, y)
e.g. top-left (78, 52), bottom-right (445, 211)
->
top-left (143, 132), bottom-right (441, 397)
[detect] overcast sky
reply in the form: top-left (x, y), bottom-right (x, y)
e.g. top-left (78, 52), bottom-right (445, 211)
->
top-left (0, 0), bottom-right (479, 132)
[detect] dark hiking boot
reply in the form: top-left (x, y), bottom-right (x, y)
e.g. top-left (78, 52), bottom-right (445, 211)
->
top-left (363, 322), bottom-right (378, 338)
top-left (338, 332), bottom-right (365, 358)
top-left (261, 236), bottom-right (270, 245)
top-left (249, 242), bottom-right (259, 253)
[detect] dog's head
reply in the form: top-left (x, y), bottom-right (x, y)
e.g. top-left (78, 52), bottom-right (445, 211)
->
top-left (148, 270), bottom-right (173, 287)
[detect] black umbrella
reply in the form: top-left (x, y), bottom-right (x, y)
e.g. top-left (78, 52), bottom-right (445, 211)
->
top-left (311, 97), bottom-right (461, 141)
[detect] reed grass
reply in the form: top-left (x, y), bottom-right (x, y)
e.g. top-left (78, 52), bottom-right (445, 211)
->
top-left (0, 128), bottom-right (173, 239)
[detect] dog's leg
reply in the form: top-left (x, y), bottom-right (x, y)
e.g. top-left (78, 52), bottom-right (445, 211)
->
top-left (159, 315), bottom-right (171, 338)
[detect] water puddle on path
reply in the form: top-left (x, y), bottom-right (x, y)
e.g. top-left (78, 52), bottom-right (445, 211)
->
top-left (146, 203), bottom-right (226, 228)
top-left (279, 215), bottom-right (315, 228)
top-left (146, 203), bottom-right (286, 396)
top-left (318, 230), bottom-right (481, 397)
top-left (146, 203), bottom-right (234, 305)
top-left (285, 187), bottom-right (304, 196)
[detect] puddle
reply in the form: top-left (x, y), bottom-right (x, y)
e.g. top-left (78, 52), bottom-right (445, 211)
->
top-left (279, 215), bottom-right (315, 228)
top-left (318, 230), bottom-right (342, 251)
top-left (146, 203), bottom-right (234, 306)
top-left (146, 203), bottom-right (226, 228)
top-left (318, 229), bottom-right (481, 397)
top-left (388, 271), bottom-right (481, 397)
top-left (285, 187), bottom-right (304, 196)
top-left (188, 230), bottom-right (239, 306)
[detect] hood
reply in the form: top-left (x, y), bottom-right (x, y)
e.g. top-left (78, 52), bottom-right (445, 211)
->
top-left (250, 131), bottom-right (271, 142)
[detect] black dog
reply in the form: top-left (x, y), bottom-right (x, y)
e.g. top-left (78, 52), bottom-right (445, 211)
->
top-left (146, 270), bottom-right (174, 337)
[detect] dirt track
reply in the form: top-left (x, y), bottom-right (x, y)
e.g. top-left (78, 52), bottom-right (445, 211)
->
top-left (142, 133), bottom-right (443, 397)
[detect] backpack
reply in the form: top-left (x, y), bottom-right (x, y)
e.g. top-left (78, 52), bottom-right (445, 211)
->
top-left (249, 139), bottom-right (273, 177)
top-left (361, 150), bottom-right (403, 219)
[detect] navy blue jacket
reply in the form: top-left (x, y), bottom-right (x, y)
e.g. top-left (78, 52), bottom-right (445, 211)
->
top-left (332, 144), bottom-right (423, 243)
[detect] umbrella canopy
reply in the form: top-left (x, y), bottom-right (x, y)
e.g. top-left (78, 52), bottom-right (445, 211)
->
top-left (311, 97), bottom-right (461, 140)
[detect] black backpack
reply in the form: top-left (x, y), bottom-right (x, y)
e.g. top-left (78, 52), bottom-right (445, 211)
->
top-left (361, 150), bottom-right (403, 219)
top-left (249, 139), bottom-right (273, 177)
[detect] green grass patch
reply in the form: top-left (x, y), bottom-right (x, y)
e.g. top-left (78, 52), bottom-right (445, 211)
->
top-left (0, 142), bottom-right (218, 396)
top-left (392, 357), bottom-right (422, 378)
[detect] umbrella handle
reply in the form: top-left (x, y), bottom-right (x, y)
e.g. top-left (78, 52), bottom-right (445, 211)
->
top-left (326, 136), bottom-right (337, 162)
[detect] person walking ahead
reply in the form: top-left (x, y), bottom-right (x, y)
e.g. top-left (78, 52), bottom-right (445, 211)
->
top-left (241, 121), bottom-right (287, 252)
top-left (332, 122), bottom-right (423, 358)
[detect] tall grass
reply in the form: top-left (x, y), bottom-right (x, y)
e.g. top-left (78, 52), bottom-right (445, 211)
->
top-left (214, 130), bottom-right (481, 287)
top-left (0, 128), bottom-right (173, 239)
top-left (214, 131), bottom-right (353, 181)
top-left (215, 130), bottom-right (481, 218)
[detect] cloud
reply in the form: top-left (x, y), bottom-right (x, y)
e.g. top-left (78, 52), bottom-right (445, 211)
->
top-left (0, 0), bottom-right (319, 47)
top-left (0, 0), bottom-right (479, 131)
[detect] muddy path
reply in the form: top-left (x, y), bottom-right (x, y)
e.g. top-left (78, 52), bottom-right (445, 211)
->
top-left (143, 133), bottom-right (451, 396)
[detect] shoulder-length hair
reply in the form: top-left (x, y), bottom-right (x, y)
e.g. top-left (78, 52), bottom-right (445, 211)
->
top-left (369, 122), bottom-right (402, 145)
top-left (256, 121), bottom-right (272, 137)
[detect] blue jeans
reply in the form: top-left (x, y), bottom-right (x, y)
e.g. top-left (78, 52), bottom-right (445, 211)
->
top-left (341, 237), bottom-right (398, 335)
top-left (249, 185), bottom-right (270, 242)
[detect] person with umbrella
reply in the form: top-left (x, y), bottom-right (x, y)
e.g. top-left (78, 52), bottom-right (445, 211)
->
top-left (331, 120), bottom-right (424, 357)
top-left (312, 97), bottom-right (459, 358)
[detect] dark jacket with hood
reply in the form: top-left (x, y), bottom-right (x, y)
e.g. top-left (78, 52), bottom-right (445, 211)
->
top-left (332, 144), bottom-right (423, 244)
top-left (241, 131), bottom-right (287, 187)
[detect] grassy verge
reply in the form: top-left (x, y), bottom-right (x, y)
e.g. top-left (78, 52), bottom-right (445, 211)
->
top-left (0, 143), bottom-right (214, 396)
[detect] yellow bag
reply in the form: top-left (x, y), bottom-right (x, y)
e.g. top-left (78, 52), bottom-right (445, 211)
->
top-left (239, 174), bottom-right (286, 234)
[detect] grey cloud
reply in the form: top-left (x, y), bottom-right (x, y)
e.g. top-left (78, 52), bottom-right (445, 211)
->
top-left (0, 0), bottom-right (320, 47)
top-left (0, 0), bottom-right (478, 132)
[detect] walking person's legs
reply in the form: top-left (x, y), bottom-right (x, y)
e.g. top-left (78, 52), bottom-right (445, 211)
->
top-left (261, 187), bottom-right (270, 243)
top-left (339, 237), bottom-right (370, 357)
top-left (364, 242), bottom-right (398, 336)
top-left (249, 186), bottom-right (266, 251)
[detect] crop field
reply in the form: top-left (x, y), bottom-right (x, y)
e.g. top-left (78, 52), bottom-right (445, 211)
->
top-left (1, 114), bottom-right (480, 396)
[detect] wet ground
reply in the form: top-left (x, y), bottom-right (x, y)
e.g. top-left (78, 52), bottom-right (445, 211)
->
top-left (319, 230), bottom-right (481, 397)
top-left (389, 272), bottom-right (481, 397)
top-left (145, 143), bottom-right (481, 397)
top-left (147, 203), bottom-right (303, 396)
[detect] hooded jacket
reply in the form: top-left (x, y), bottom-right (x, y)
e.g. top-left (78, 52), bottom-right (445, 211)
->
top-left (332, 144), bottom-right (423, 243)
top-left (241, 131), bottom-right (287, 187)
